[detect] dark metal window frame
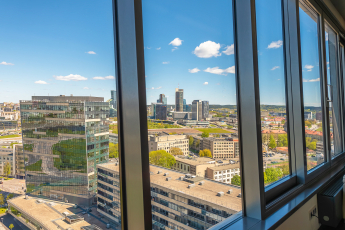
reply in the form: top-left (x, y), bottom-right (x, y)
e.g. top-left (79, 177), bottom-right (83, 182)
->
top-left (112, 0), bottom-right (345, 229)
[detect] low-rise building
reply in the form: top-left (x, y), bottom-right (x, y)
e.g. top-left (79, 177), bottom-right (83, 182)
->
top-left (193, 137), bottom-right (239, 159)
top-left (172, 157), bottom-right (217, 177)
top-left (97, 163), bottom-right (242, 230)
top-left (109, 133), bottom-right (118, 144)
top-left (205, 164), bottom-right (240, 184)
top-left (0, 148), bottom-right (15, 177)
top-left (148, 135), bottom-right (189, 156)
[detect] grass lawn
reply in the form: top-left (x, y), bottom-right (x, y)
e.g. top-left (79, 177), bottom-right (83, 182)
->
top-left (195, 128), bottom-right (232, 133)
top-left (0, 135), bottom-right (20, 139)
top-left (0, 208), bottom-right (6, 214)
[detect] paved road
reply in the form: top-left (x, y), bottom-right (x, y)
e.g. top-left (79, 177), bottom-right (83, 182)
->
top-left (1, 214), bottom-right (29, 230)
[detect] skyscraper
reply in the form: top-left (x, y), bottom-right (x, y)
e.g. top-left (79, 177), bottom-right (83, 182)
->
top-left (175, 88), bottom-right (183, 112)
top-left (157, 94), bottom-right (167, 105)
top-left (20, 95), bottom-right (110, 205)
top-left (183, 99), bottom-right (186, 112)
top-left (192, 100), bottom-right (203, 121)
top-left (111, 90), bottom-right (117, 109)
top-left (151, 103), bottom-right (167, 120)
top-left (202, 101), bottom-right (209, 119)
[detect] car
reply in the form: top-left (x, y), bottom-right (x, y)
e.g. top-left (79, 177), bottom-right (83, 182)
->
top-left (280, 158), bottom-right (285, 161)
top-left (217, 160), bottom-right (223, 163)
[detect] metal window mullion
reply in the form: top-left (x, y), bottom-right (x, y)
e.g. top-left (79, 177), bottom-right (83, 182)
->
top-left (113, 0), bottom-right (152, 229)
top-left (319, 12), bottom-right (331, 164)
top-left (233, 0), bottom-right (265, 220)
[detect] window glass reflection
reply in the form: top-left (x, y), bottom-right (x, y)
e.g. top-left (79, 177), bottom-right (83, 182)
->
top-left (256, 0), bottom-right (290, 186)
top-left (325, 22), bottom-right (343, 158)
top-left (299, 2), bottom-right (325, 170)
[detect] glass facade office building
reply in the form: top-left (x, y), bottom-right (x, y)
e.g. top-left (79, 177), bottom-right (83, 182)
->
top-left (20, 96), bottom-right (110, 205)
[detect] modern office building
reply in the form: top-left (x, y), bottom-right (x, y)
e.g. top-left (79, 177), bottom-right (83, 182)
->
top-left (202, 101), bottom-right (209, 120)
top-left (0, 120), bottom-right (17, 130)
top-left (175, 88), bottom-right (184, 112)
top-left (148, 135), bottom-right (189, 155)
top-left (192, 100), bottom-right (203, 121)
top-left (97, 163), bottom-right (241, 230)
top-left (172, 111), bottom-right (192, 120)
top-left (151, 103), bottom-right (167, 120)
top-left (20, 95), bottom-right (110, 205)
top-left (157, 94), bottom-right (167, 105)
top-left (183, 99), bottom-right (187, 112)
top-left (111, 90), bottom-right (117, 109)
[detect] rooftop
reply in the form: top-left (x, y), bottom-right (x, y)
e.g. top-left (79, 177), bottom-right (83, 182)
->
top-left (97, 162), bottom-right (242, 212)
top-left (8, 196), bottom-right (108, 230)
top-left (175, 157), bottom-right (217, 166)
top-left (208, 163), bottom-right (240, 171)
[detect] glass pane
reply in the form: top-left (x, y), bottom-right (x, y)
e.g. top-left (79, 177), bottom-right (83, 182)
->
top-left (143, 1), bottom-right (242, 229)
top-left (325, 23), bottom-right (343, 157)
top-left (299, 2), bottom-right (325, 171)
top-left (256, 0), bottom-right (290, 186)
top-left (0, 1), bottom-right (119, 229)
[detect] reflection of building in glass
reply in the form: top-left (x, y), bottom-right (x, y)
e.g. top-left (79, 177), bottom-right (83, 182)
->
top-left (20, 96), bottom-right (110, 205)
top-left (0, 120), bottom-right (17, 130)
top-left (97, 163), bottom-right (241, 230)
top-left (0, 148), bottom-right (15, 177)
top-left (175, 88), bottom-right (184, 112)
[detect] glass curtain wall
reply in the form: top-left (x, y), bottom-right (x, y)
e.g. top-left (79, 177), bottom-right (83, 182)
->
top-left (0, 1), bottom-right (119, 229)
top-left (256, 0), bottom-right (290, 185)
top-left (299, 1), bottom-right (326, 171)
top-left (142, 1), bottom-right (242, 229)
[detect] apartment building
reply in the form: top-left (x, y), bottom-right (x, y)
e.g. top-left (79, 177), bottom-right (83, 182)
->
top-left (205, 164), bottom-right (240, 184)
top-left (20, 95), bottom-right (110, 205)
top-left (148, 135), bottom-right (189, 156)
top-left (97, 163), bottom-right (241, 230)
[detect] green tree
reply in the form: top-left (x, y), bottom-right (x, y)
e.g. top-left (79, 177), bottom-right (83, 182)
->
top-left (278, 134), bottom-right (288, 147)
top-left (307, 142), bottom-right (316, 150)
top-left (264, 168), bottom-right (283, 184)
top-left (305, 120), bottom-right (312, 128)
top-left (231, 175), bottom-right (241, 186)
top-left (202, 149), bottom-right (212, 158)
top-left (278, 164), bottom-right (289, 176)
top-left (109, 143), bottom-right (119, 158)
top-left (149, 150), bottom-right (176, 169)
top-left (195, 140), bottom-right (200, 149)
top-left (170, 147), bottom-right (183, 156)
top-left (201, 132), bottom-right (209, 138)
top-left (4, 162), bottom-right (11, 179)
top-left (9, 224), bottom-right (14, 230)
top-left (0, 194), bottom-right (4, 206)
top-left (6, 193), bottom-right (14, 202)
top-left (227, 125), bottom-right (233, 129)
top-left (189, 136), bottom-right (194, 147)
top-left (268, 135), bottom-right (276, 149)
top-left (199, 150), bottom-right (204, 157)
top-left (213, 134), bottom-right (220, 138)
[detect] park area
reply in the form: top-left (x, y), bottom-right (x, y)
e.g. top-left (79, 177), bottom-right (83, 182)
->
top-left (195, 128), bottom-right (232, 134)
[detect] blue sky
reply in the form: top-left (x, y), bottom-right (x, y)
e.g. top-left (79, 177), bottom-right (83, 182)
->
top-left (0, 0), bottom-right (321, 106)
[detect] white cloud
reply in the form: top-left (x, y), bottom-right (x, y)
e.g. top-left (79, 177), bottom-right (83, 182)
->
top-left (223, 44), bottom-right (234, 55)
top-left (147, 86), bottom-right (162, 90)
top-left (203, 82), bottom-right (208, 85)
top-left (224, 66), bottom-right (235, 74)
top-left (93, 76), bottom-right (115, 80)
top-left (172, 47), bottom-right (178, 52)
top-left (193, 41), bottom-right (221, 58)
top-left (147, 47), bottom-right (151, 49)
top-left (169, 38), bottom-right (183, 46)
top-left (54, 74), bottom-right (87, 81)
top-left (188, 68), bottom-right (200, 73)
top-left (0, 62), bottom-right (14, 65)
top-left (156, 47), bottom-right (161, 50)
top-left (303, 78), bottom-right (320, 82)
top-left (305, 65), bottom-right (314, 72)
top-left (156, 86), bottom-right (162, 89)
top-left (162, 62), bottom-right (169, 64)
top-left (271, 66), bottom-right (280, 71)
top-left (267, 40), bottom-right (283, 49)
top-left (86, 51), bottom-right (96, 54)
top-left (35, 80), bottom-right (48, 85)
top-left (83, 87), bottom-right (89, 90)
top-left (204, 66), bottom-right (235, 75)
